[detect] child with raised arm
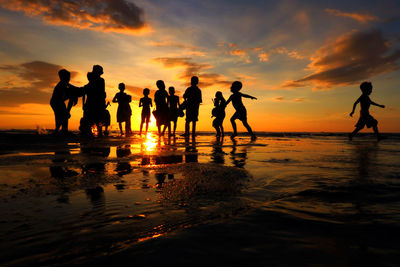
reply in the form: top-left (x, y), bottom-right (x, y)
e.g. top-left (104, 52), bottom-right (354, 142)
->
top-left (212, 91), bottom-right (226, 137)
top-left (226, 81), bottom-right (257, 140)
top-left (139, 88), bottom-right (153, 135)
top-left (112, 83), bottom-right (132, 136)
top-left (349, 81), bottom-right (385, 141)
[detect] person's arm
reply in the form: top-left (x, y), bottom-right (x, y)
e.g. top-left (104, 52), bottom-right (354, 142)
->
top-left (199, 90), bottom-right (202, 104)
top-left (150, 98), bottom-right (153, 107)
top-left (177, 96), bottom-right (180, 108)
top-left (112, 94), bottom-right (118, 103)
top-left (371, 100), bottom-right (385, 108)
top-left (241, 93), bottom-right (257, 100)
top-left (350, 97), bottom-right (361, 117)
top-left (139, 98), bottom-right (143, 107)
top-left (225, 95), bottom-right (232, 106)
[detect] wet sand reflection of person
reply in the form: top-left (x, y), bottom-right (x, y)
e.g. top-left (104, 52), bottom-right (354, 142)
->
top-left (211, 137), bottom-right (226, 164)
top-left (115, 145), bottom-right (132, 179)
top-left (230, 139), bottom-right (248, 168)
top-left (185, 136), bottom-right (198, 163)
top-left (50, 149), bottom-right (79, 203)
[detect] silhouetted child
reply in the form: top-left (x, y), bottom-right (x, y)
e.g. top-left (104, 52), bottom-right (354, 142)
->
top-left (168, 86), bottom-right (180, 136)
top-left (349, 81), bottom-right (385, 141)
top-left (212, 91), bottom-right (226, 137)
top-left (226, 81), bottom-right (257, 140)
top-left (112, 83), bottom-right (132, 136)
top-left (154, 80), bottom-right (170, 137)
top-left (183, 76), bottom-right (202, 137)
top-left (50, 69), bottom-right (78, 135)
top-left (139, 88), bottom-right (153, 135)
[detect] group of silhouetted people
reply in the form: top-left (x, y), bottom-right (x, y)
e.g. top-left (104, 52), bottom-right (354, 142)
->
top-left (50, 64), bottom-right (385, 142)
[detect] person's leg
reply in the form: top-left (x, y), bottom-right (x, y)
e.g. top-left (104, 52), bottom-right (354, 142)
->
top-left (192, 121), bottom-right (196, 137)
top-left (349, 126), bottom-right (363, 140)
top-left (185, 120), bottom-right (190, 136)
top-left (145, 118), bottom-right (149, 134)
top-left (373, 125), bottom-right (382, 141)
top-left (220, 124), bottom-right (224, 137)
top-left (61, 118), bottom-right (69, 134)
top-left (230, 116), bottom-right (237, 137)
top-left (119, 122), bottom-right (123, 135)
top-left (140, 120), bottom-right (144, 135)
top-left (242, 119), bottom-right (255, 139)
top-left (97, 123), bottom-right (102, 137)
top-left (173, 120), bottom-right (177, 136)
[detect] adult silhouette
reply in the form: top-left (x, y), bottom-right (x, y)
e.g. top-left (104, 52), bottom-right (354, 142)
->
top-left (183, 76), bottom-right (202, 137)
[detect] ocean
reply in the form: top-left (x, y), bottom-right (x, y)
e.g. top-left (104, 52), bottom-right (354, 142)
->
top-left (0, 131), bottom-right (399, 265)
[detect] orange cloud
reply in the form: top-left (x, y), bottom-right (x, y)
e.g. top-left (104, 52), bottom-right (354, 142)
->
top-left (0, 61), bottom-right (78, 106)
top-left (0, 0), bottom-right (149, 34)
top-left (153, 57), bottom-right (232, 88)
top-left (325, 9), bottom-right (379, 24)
top-left (149, 40), bottom-right (206, 56)
top-left (282, 29), bottom-right (400, 89)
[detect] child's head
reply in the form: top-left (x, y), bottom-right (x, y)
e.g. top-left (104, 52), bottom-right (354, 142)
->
top-left (92, 65), bottom-right (103, 76)
top-left (168, 86), bottom-right (175, 95)
top-left (58, 69), bottom-right (70, 82)
top-left (86, 72), bottom-right (93, 82)
top-left (360, 81), bottom-right (372, 95)
top-left (191, 76), bottom-right (199, 86)
top-left (143, 88), bottom-right (150, 96)
top-left (156, 80), bottom-right (165, 90)
top-left (119, 83), bottom-right (125, 91)
top-left (231, 81), bottom-right (242, 93)
top-left (215, 91), bottom-right (223, 98)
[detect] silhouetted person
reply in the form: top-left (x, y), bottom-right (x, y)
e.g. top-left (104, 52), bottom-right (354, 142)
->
top-left (139, 88), bottom-right (152, 135)
top-left (154, 80), bottom-right (170, 137)
top-left (83, 65), bottom-right (106, 137)
top-left (50, 69), bottom-right (79, 135)
top-left (183, 76), bottom-right (202, 138)
top-left (212, 91), bottom-right (226, 137)
top-left (226, 81), bottom-right (257, 140)
top-left (349, 82), bottom-right (385, 141)
top-left (112, 83), bottom-right (132, 136)
top-left (168, 86), bottom-right (180, 136)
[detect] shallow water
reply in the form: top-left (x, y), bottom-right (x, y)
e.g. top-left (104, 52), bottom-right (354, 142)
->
top-left (0, 132), bottom-right (400, 265)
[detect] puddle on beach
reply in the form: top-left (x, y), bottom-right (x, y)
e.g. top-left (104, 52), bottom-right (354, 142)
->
top-left (1, 132), bottom-right (400, 265)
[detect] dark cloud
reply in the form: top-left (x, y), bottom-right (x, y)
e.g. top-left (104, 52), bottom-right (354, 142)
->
top-left (0, 0), bottom-right (148, 34)
top-left (0, 61), bottom-right (78, 106)
top-left (282, 29), bottom-right (400, 89)
top-left (153, 57), bottom-right (232, 88)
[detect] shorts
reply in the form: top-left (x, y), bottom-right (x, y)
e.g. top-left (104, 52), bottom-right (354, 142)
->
top-left (355, 113), bottom-right (377, 129)
top-left (231, 108), bottom-right (247, 122)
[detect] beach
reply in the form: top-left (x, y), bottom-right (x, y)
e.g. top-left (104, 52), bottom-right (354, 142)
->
top-left (1, 131), bottom-right (400, 265)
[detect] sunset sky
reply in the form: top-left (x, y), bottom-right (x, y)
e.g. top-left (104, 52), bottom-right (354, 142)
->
top-left (0, 0), bottom-right (399, 132)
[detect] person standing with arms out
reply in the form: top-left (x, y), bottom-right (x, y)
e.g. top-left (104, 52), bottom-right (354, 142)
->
top-left (112, 83), bottom-right (132, 136)
top-left (212, 91), bottom-right (226, 137)
top-left (154, 80), bottom-right (170, 137)
top-left (226, 81), bottom-right (257, 140)
top-left (139, 88), bottom-right (153, 136)
top-left (349, 81), bottom-right (385, 141)
top-left (183, 76), bottom-right (202, 138)
top-left (168, 86), bottom-right (180, 137)
top-left (50, 69), bottom-right (79, 135)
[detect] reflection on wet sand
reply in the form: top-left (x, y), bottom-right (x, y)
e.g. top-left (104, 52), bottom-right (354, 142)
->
top-left (230, 139), bottom-right (249, 168)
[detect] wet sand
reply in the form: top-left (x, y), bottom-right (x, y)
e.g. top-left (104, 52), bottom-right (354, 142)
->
top-left (0, 131), bottom-right (400, 266)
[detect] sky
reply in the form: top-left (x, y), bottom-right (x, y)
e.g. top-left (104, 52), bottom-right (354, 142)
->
top-left (0, 0), bottom-right (399, 132)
